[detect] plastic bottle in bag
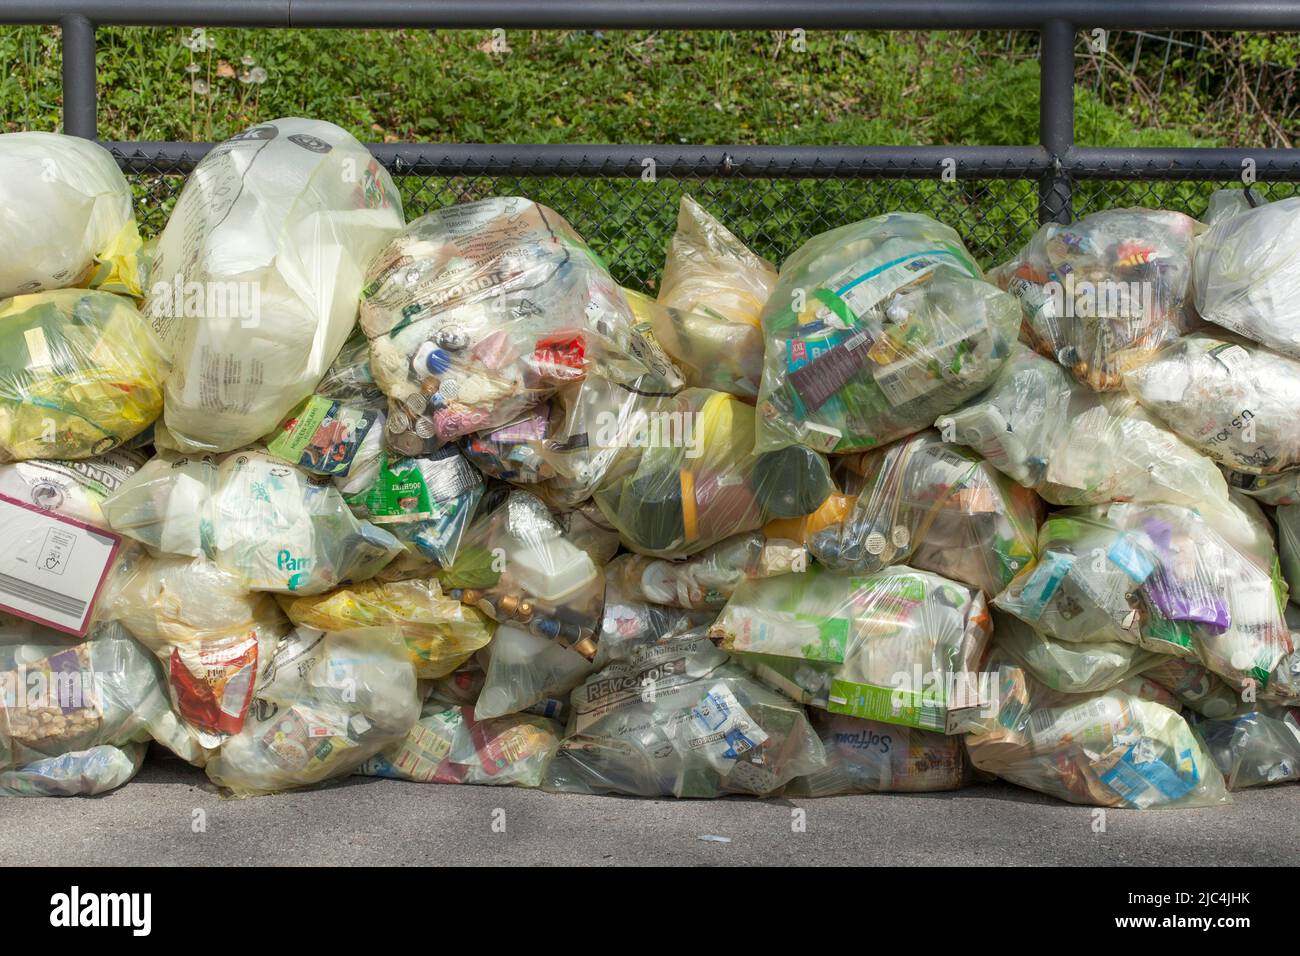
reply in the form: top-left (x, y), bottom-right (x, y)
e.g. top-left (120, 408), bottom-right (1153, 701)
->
top-left (990, 208), bottom-right (1200, 391)
top-left (437, 489), bottom-right (605, 662)
top-left (591, 387), bottom-right (833, 557)
top-left (803, 430), bottom-right (1043, 596)
top-left (941, 342), bottom-right (1232, 511)
top-left (1195, 707), bottom-right (1300, 790)
top-left (203, 624), bottom-right (420, 796)
top-left (360, 196), bottom-right (680, 448)
top-left (0, 289), bottom-right (169, 462)
top-left (545, 627), bottom-right (826, 798)
top-left (1142, 656), bottom-right (1242, 719)
top-left (147, 118), bottom-right (404, 454)
top-left (754, 213), bottom-right (1019, 454)
top-left (605, 529), bottom-right (807, 611)
top-left (1193, 192), bottom-right (1300, 359)
top-left (1126, 331), bottom-right (1300, 475)
top-left (964, 653), bottom-right (1230, 808)
top-left (0, 131), bottom-right (145, 300)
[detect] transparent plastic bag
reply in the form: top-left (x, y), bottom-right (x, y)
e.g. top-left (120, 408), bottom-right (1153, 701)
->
top-left (0, 131), bottom-right (144, 299)
top-left (147, 118), bottom-right (404, 453)
top-left (0, 618), bottom-right (208, 793)
top-left (993, 611), bottom-right (1159, 694)
top-left (804, 430), bottom-right (1043, 595)
top-left (783, 710), bottom-right (969, 795)
top-left (605, 529), bottom-right (807, 611)
top-left (462, 404), bottom-right (556, 485)
top-left (280, 577), bottom-right (494, 679)
top-left (1142, 656), bottom-right (1242, 719)
top-left (360, 700), bottom-right (561, 787)
top-left (1194, 708), bottom-right (1300, 789)
top-left (711, 564), bottom-right (992, 730)
top-left (1193, 193), bottom-right (1300, 359)
top-left (264, 330), bottom-right (387, 479)
top-left (102, 448), bottom-right (404, 594)
top-left (343, 445), bottom-right (484, 567)
top-left (1279, 504), bottom-right (1300, 608)
top-left (546, 628), bottom-right (825, 798)
top-left (0, 741), bottom-right (147, 797)
top-left (965, 653), bottom-right (1230, 808)
top-left (991, 208), bottom-right (1200, 390)
top-left (474, 623), bottom-right (596, 720)
top-left (941, 343), bottom-right (1231, 510)
top-left (437, 489), bottom-right (605, 661)
top-left (591, 387), bottom-right (833, 557)
top-left (204, 624), bottom-right (420, 796)
top-left (100, 550), bottom-right (290, 747)
top-left (0, 290), bottom-right (169, 462)
top-left (0, 448), bottom-right (145, 528)
top-left (629, 290), bottom-right (765, 399)
top-left (1126, 331), bottom-right (1300, 475)
top-left (360, 196), bottom-right (680, 448)
top-left (527, 371), bottom-right (680, 509)
top-left (995, 504), bottom-right (1293, 689)
top-left (1226, 467), bottom-right (1300, 507)
top-left (598, 578), bottom-right (717, 652)
top-left (754, 213), bottom-right (1019, 454)
top-left (658, 195), bottom-right (777, 330)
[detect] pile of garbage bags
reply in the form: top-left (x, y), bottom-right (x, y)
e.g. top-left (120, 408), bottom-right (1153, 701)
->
top-left (3, 126), bottom-right (1298, 810)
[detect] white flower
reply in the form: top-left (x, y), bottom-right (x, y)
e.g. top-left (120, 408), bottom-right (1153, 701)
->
top-left (191, 79), bottom-right (210, 95)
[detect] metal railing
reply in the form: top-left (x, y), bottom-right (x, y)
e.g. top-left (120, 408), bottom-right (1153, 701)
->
top-left (6, 1), bottom-right (1300, 287)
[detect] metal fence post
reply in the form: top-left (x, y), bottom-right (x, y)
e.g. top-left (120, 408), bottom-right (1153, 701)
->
top-left (60, 14), bottom-right (96, 138)
top-left (1038, 18), bottom-right (1074, 224)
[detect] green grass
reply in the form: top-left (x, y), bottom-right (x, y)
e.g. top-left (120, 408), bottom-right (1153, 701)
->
top-left (2, 26), bottom-right (1291, 287)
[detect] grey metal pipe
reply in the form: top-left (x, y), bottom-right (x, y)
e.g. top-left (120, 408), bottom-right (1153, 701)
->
top-left (1038, 18), bottom-right (1074, 224)
top-left (104, 142), bottom-right (1053, 177)
top-left (60, 14), bottom-right (96, 139)
top-left (5, 1), bottom-right (1300, 30)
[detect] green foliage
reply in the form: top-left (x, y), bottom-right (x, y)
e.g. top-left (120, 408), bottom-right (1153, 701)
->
top-left (0, 26), bottom-right (1286, 285)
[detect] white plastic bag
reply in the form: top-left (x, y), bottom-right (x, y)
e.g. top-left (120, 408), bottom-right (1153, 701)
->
top-left (0, 132), bottom-right (143, 299)
top-left (146, 118), bottom-right (404, 453)
top-left (1193, 194), bottom-right (1300, 359)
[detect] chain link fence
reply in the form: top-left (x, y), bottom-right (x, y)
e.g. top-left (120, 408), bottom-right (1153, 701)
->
top-left (112, 148), bottom-right (1297, 292)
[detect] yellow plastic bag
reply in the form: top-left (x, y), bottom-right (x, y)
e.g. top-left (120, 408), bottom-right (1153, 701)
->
top-left (0, 289), bottom-right (168, 462)
top-left (280, 578), bottom-right (495, 679)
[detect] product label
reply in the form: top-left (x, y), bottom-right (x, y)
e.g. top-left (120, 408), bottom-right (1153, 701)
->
top-left (827, 679), bottom-right (957, 733)
top-left (685, 683), bottom-right (770, 773)
top-left (267, 395), bottom-right (379, 477)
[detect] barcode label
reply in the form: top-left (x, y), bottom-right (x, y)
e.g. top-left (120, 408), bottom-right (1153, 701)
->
top-left (0, 571), bottom-right (86, 618)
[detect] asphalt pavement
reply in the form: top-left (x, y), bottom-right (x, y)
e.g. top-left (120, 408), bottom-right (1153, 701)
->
top-left (3, 749), bottom-right (1298, 866)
